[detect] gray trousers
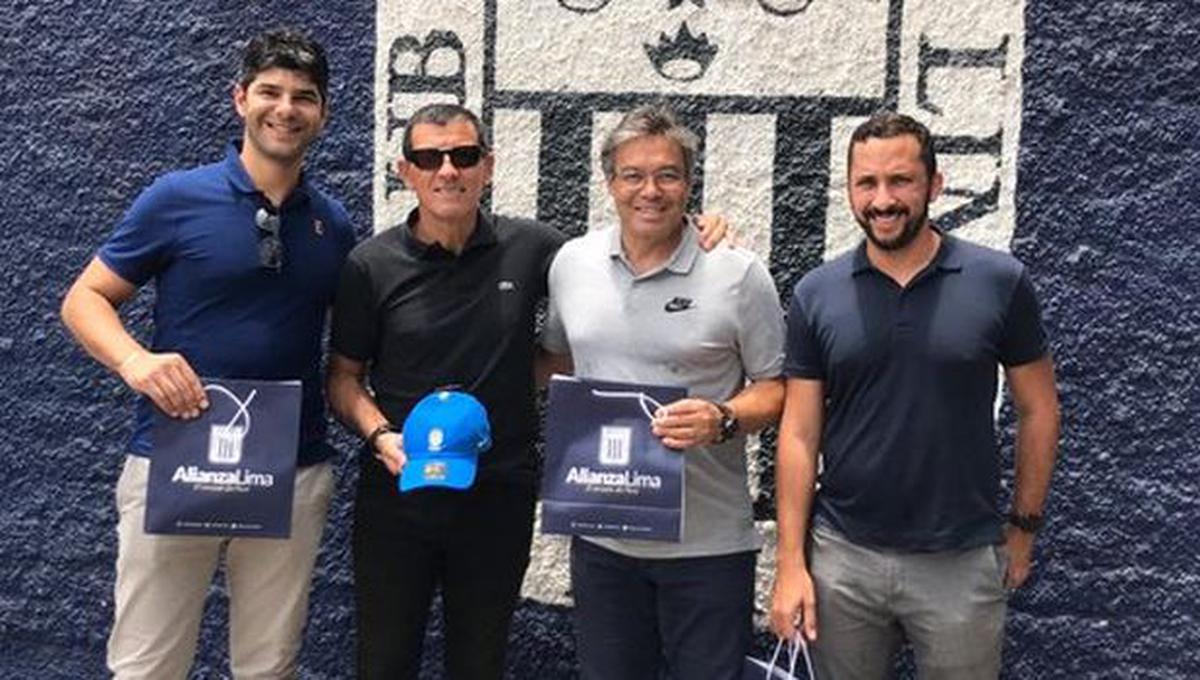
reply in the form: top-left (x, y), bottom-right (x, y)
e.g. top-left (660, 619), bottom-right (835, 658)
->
top-left (809, 524), bottom-right (1009, 680)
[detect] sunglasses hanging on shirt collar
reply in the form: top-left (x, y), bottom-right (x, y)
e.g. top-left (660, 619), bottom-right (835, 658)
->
top-left (255, 207), bottom-right (284, 272)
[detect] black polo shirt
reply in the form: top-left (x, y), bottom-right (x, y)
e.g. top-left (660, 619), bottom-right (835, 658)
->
top-left (784, 234), bottom-right (1048, 551)
top-left (331, 209), bottom-right (565, 494)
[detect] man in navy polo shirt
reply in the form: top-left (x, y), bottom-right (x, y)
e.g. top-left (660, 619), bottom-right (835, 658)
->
top-left (60, 29), bottom-right (354, 679)
top-left (769, 112), bottom-right (1060, 679)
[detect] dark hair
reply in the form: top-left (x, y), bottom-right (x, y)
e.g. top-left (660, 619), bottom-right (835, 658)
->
top-left (600, 103), bottom-right (698, 181)
top-left (401, 103), bottom-right (492, 157)
top-left (239, 29), bottom-right (330, 106)
top-left (848, 111), bottom-right (937, 178)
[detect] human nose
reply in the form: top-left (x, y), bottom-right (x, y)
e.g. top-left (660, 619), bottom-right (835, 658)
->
top-left (639, 175), bottom-right (665, 197)
top-left (435, 153), bottom-right (461, 177)
top-left (274, 94), bottom-right (298, 117)
top-left (870, 183), bottom-right (899, 209)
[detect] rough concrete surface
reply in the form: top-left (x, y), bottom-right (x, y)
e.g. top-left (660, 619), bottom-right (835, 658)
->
top-left (1, 1), bottom-right (1197, 678)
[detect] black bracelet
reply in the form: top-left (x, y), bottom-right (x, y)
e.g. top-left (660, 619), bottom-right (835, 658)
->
top-left (1007, 512), bottom-right (1044, 533)
top-left (365, 423), bottom-right (393, 450)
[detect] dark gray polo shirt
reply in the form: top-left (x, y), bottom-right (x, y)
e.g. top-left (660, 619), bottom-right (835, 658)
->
top-left (784, 234), bottom-right (1048, 551)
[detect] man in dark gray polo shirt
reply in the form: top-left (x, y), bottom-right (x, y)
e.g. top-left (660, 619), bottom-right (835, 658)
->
top-left (769, 112), bottom-right (1060, 679)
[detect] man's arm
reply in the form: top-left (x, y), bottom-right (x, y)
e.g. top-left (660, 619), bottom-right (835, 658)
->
top-left (60, 256), bottom-right (206, 419)
top-left (326, 352), bottom-right (405, 475)
top-left (769, 377), bottom-right (823, 642)
top-left (650, 376), bottom-right (784, 450)
top-left (1003, 354), bottom-right (1060, 588)
top-left (534, 348), bottom-right (573, 389)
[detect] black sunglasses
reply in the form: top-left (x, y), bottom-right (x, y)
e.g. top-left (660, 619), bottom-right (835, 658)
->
top-left (255, 208), bottom-right (284, 272)
top-left (405, 145), bottom-right (484, 171)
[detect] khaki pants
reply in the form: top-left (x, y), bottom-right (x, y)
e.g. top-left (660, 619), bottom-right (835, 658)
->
top-left (107, 455), bottom-right (334, 680)
top-left (809, 524), bottom-right (1010, 680)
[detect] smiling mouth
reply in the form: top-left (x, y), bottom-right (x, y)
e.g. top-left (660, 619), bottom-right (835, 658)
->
top-left (265, 120), bottom-right (302, 136)
top-left (867, 208), bottom-right (907, 224)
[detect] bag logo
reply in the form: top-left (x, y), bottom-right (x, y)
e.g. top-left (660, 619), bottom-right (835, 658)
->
top-left (205, 385), bottom-right (257, 466)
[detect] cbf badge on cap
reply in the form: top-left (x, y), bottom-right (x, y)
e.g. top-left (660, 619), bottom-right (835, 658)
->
top-left (399, 391), bottom-right (492, 493)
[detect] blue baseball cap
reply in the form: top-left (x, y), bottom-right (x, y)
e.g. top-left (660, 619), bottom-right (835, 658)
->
top-left (399, 390), bottom-right (492, 492)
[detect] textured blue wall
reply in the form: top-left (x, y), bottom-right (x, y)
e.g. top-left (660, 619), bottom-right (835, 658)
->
top-left (1, 1), bottom-right (1197, 679)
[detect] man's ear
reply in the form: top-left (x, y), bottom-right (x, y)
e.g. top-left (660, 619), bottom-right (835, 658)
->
top-left (232, 82), bottom-right (251, 120)
top-left (395, 158), bottom-right (411, 187)
top-left (929, 169), bottom-right (945, 203)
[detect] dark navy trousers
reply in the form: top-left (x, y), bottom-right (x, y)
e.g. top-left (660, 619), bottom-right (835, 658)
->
top-left (570, 537), bottom-right (756, 680)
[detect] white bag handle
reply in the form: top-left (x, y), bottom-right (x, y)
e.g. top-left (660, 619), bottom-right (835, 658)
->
top-left (764, 633), bottom-right (816, 679)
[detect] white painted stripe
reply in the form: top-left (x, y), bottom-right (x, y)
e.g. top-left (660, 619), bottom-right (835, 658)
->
top-left (703, 113), bottom-right (776, 265)
top-left (491, 108), bottom-right (543, 220)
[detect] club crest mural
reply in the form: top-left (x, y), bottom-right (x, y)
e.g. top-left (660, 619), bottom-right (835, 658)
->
top-left (375, 0), bottom-right (1026, 606)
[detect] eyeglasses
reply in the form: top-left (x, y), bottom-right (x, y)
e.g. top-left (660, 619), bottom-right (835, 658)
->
top-left (613, 168), bottom-right (687, 190)
top-left (255, 208), bottom-right (284, 271)
top-left (404, 145), bottom-right (484, 171)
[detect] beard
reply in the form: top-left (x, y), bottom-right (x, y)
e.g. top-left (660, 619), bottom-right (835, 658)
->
top-left (854, 193), bottom-right (931, 252)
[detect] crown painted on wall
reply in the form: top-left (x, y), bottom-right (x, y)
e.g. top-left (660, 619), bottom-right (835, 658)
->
top-left (644, 22), bottom-right (718, 82)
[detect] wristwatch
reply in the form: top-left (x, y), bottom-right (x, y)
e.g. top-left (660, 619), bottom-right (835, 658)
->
top-left (1007, 511), bottom-right (1044, 534)
top-left (712, 401), bottom-right (739, 444)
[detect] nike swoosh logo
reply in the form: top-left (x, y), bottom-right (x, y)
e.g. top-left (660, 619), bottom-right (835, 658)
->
top-left (664, 297), bottom-right (694, 313)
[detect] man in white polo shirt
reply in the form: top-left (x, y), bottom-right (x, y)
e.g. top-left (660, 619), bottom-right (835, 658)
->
top-left (540, 103), bottom-right (786, 680)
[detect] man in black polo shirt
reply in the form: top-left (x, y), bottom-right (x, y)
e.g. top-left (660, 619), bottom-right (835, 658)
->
top-left (769, 112), bottom-right (1060, 679)
top-left (327, 103), bottom-right (561, 679)
top-left (327, 103), bottom-right (727, 679)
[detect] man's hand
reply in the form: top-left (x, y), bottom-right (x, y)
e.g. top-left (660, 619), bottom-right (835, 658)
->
top-left (118, 351), bottom-right (207, 419)
top-left (651, 398), bottom-right (722, 449)
top-left (373, 431), bottom-right (407, 476)
top-left (692, 213), bottom-right (737, 251)
top-left (1004, 526), bottom-right (1036, 589)
top-left (770, 562), bottom-right (818, 642)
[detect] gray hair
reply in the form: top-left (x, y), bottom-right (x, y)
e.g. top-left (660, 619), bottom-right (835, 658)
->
top-left (600, 104), bottom-right (699, 181)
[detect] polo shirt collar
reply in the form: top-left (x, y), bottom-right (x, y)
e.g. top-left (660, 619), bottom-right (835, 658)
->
top-left (851, 226), bottom-right (963, 277)
top-left (223, 141), bottom-right (312, 206)
top-left (607, 220), bottom-right (700, 278)
top-left (400, 208), bottom-right (497, 259)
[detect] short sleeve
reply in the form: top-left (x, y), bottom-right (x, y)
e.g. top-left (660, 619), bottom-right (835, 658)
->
top-left (97, 175), bottom-right (178, 286)
top-left (782, 281), bottom-right (825, 380)
top-left (540, 248), bottom-right (570, 355)
top-left (330, 255), bottom-right (379, 362)
top-left (537, 223), bottom-right (568, 298)
top-left (998, 268), bottom-right (1049, 367)
top-left (735, 257), bottom-right (785, 380)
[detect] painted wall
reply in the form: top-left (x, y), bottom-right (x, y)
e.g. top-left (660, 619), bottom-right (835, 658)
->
top-left (1, 1), bottom-right (1197, 678)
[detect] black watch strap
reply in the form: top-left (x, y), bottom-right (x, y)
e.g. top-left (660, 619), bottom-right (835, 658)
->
top-left (712, 401), bottom-right (739, 444)
top-left (365, 423), bottom-right (393, 450)
top-left (1007, 511), bottom-right (1044, 533)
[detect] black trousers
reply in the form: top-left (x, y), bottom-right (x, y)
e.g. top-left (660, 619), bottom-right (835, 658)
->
top-left (353, 471), bottom-right (536, 680)
top-left (570, 538), bottom-right (756, 680)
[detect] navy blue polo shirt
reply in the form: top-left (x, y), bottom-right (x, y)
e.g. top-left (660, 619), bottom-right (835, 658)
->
top-left (98, 142), bottom-right (355, 466)
top-left (784, 234), bottom-right (1047, 551)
